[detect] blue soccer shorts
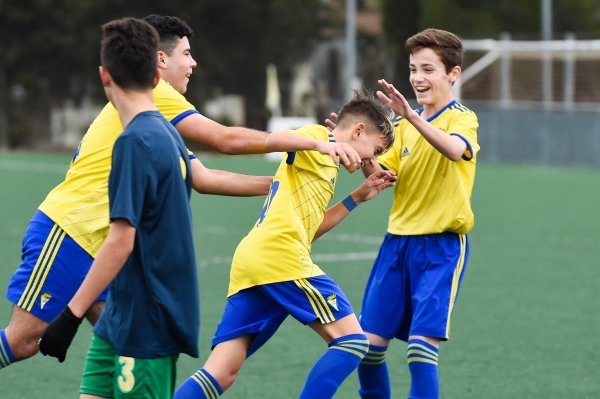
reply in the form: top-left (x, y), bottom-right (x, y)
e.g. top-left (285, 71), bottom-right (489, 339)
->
top-left (359, 232), bottom-right (469, 342)
top-left (212, 275), bottom-right (355, 357)
top-left (6, 210), bottom-right (109, 323)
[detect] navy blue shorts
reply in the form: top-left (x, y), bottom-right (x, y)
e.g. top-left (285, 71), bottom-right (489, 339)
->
top-left (213, 275), bottom-right (355, 357)
top-left (359, 232), bottom-right (469, 342)
top-left (6, 211), bottom-right (108, 322)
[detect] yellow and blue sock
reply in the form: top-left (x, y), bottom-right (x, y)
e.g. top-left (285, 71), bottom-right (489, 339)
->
top-left (407, 339), bottom-right (439, 399)
top-left (357, 344), bottom-right (390, 398)
top-left (173, 368), bottom-right (222, 399)
top-left (299, 333), bottom-right (369, 399)
top-left (0, 330), bottom-right (16, 370)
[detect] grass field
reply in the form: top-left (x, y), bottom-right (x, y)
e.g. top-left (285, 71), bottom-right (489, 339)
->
top-left (1, 152), bottom-right (599, 398)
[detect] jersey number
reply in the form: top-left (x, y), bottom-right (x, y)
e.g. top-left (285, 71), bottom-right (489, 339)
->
top-left (256, 181), bottom-right (279, 227)
top-left (118, 356), bottom-right (135, 393)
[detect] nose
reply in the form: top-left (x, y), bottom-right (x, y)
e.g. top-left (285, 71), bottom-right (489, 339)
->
top-left (190, 56), bottom-right (197, 69)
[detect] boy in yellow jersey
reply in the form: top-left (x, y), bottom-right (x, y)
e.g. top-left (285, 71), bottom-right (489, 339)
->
top-left (173, 92), bottom-right (396, 399)
top-left (1, 15), bottom-right (275, 370)
top-left (355, 29), bottom-right (480, 399)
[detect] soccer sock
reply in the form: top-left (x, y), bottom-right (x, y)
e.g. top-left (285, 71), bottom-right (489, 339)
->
top-left (357, 344), bottom-right (391, 399)
top-left (407, 339), bottom-right (439, 399)
top-left (299, 333), bottom-right (369, 399)
top-left (0, 330), bottom-right (16, 369)
top-left (173, 368), bottom-right (223, 399)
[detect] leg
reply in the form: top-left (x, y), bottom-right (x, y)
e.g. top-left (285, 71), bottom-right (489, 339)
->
top-left (358, 333), bottom-right (392, 399)
top-left (298, 313), bottom-right (369, 399)
top-left (406, 335), bottom-right (440, 399)
top-left (174, 335), bottom-right (252, 398)
top-left (357, 234), bottom-right (409, 399)
top-left (84, 301), bottom-right (105, 326)
top-left (405, 233), bottom-right (469, 399)
top-left (3, 305), bottom-right (47, 362)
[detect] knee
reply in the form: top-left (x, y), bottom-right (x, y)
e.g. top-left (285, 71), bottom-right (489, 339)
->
top-left (5, 328), bottom-right (40, 360)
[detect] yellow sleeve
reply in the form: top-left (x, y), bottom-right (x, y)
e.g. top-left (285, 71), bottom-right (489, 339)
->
top-left (377, 119), bottom-right (403, 174)
top-left (153, 79), bottom-right (198, 124)
top-left (448, 111), bottom-right (479, 161)
top-left (285, 125), bottom-right (334, 169)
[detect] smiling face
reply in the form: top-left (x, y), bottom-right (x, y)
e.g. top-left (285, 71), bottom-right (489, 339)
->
top-left (158, 36), bottom-right (197, 94)
top-left (345, 123), bottom-right (389, 171)
top-left (409, 47), bottom-right (460, 112)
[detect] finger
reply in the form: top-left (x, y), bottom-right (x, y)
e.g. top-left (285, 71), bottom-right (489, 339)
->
top-left (337, 151), bottom-right (350, 167)
top-left (330, 112), bottom-right (339, 121)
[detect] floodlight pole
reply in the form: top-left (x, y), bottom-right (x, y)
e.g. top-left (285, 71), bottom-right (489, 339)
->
top-left (541, 0), bottom-right (553, 107)
top-left (345, 0), bottom-right (357, 102)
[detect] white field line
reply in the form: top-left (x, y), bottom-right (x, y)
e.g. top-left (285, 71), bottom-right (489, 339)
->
top-left (0, 160), bottom-right (68, 174)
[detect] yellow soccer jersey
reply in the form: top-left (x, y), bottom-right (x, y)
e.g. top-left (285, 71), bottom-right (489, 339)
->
top-left (38, 79), bottom-right (198, 257)
top-left (379, 100), bottom-right (480, 235)
top-left (228, 125), bottom-right (338, 296)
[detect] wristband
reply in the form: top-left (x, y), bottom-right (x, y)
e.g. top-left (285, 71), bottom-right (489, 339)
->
top-left (341, 195), bottom-right (358, 212)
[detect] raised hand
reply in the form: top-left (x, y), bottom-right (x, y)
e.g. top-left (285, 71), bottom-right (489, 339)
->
top-left (324, 112), bottom-right (338, 132)
top-left (352, 169), bottom-right (396, 203)
top-left (377, 79), bottom-right (414, 118)
top-left (38, 306), bottom-right (83, 363)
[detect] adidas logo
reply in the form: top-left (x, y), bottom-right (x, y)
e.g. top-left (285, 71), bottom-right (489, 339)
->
top-left (329, 176), bottom-right (336, 185)
top-left (327, 294), bottom-right (338, 311)
top-left (401, 147), bottom-right (410, 158)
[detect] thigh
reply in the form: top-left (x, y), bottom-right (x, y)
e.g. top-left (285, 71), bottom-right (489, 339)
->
top-left (6, 211), bottom-right (109, 323)
top-left (212, 288), bottom-right (288, 358)
top-left (260, 275), bottom-right (355, 326)
top-left (113, 355), bottom-right (177, 399)
top-left (409, 233), bottom-right (469, 340)
top-left (80, 334), bottom-right (177, 399)
top-left (359, 234), bottom-right (411, 340)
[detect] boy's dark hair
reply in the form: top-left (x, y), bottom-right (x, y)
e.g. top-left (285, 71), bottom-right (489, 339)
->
top-left (101, 18), bottom-right (158, 91)
top-left (337, 91), bottom-right (395, 152)
top-left (144, 15), bottom-right (194, 55)
top-left (405, 28), bottom-right (464, 73)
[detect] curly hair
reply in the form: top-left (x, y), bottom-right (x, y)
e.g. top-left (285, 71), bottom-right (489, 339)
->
top-left (144, 15), bottom-right (194, 56)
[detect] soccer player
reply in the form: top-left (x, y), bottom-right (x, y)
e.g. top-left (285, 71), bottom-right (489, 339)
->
top-left (356, 29), bottom-right (480, 399)
top-left (37, 17), bottom-right (198, 398)
top-left (0, 15), bottom-right (276, 370)
top-left (173, 92), bottom-right (396, 399)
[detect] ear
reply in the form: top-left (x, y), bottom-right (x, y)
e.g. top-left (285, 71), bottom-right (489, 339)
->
top-left (353, 122), bottom-right (366, 140)
top-left (449, 65), bottom-right (461, 84)
top-left (99, 66), bottom-right (111, 88)
top-left (153, 69), bottom-right (161, 88)
top-left (157, 50), bottom-right (168, 69)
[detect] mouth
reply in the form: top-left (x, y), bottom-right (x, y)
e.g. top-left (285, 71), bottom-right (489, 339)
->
top-left (414, 86), bottom-right (430, 94)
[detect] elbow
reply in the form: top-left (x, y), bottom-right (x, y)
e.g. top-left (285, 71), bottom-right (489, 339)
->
top-left (447, 151), bottom-right (463, 162)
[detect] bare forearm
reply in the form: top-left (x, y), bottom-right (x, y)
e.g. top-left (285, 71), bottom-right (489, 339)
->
top-left (194, 169), bottom-right (272, 196)
top-left (265, 130), bottom-right (319, 152)
top-left (361, 162), bottom-right (383, 179)
top-left (176, 114), bottom-right (269, 155)
top-left (313, 201), bottom-right (352, 242)
top-left (68, 237), bottom-right (132, 317)
top-left (406, 112), bottom-right (466, 161)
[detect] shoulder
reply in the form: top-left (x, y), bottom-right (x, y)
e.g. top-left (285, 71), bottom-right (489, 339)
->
top-left (448, 102), bottom-right (477, 117)
top-left (291, 124), bottom-right (330, 140)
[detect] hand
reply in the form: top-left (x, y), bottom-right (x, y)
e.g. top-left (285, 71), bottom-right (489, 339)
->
top-left (376, 79), bottom-right (414, 119)
top-left (38, 306), bottom-right (83, 363)
top-left (324, 112), bottom-right (338, 132)
top-left (352, 170), bottom-right (396, 203)
top-left (315, 141), bottom-right (362, 172)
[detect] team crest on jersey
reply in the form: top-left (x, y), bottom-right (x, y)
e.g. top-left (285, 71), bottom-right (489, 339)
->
top-left (40, 293), bottom-right (52, 309)
top-left (329, 176), bottom-right (336, 185)
top-left (327, 294), bottom-right (338, 311)
top-left (401, 147), bottom-right (410, 158)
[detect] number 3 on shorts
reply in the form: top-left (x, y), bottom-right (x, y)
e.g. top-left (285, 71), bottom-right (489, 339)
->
top-left (118, 356), bottom-right (135, 393)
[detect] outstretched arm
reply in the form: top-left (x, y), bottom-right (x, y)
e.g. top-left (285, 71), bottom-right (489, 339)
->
top-left (176, 113), bottom-right (270, 155)
top-left (38, 219), bottom-right (135, 362)
top-left (190, 158), bottom-right (272, 196)
top-left (377, 79), bottom-right (466, 161)
top-left (313, 170), bottom-right (396, 241)
top-left (266, 130), bottom-right (362, 172)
